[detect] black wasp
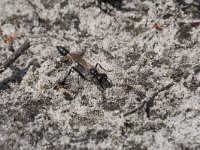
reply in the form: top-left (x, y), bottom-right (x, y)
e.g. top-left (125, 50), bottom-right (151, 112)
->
top-left (56, 46), bottom-right (112, 90)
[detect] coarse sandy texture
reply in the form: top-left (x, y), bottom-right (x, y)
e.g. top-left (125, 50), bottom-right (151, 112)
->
top-left (0, 0), bottom-right (200, 149)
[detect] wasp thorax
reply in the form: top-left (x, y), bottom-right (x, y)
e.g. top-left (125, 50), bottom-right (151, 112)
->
top-left (90, 68), bottom-right (98, 76)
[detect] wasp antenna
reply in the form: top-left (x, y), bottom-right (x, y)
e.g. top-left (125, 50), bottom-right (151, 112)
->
top-left (95, 63), bottom-right (112, 72)
top-left (56, 46), bottom-right (70, 56)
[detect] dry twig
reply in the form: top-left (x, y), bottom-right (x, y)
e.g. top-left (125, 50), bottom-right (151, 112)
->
top-left (123, 83), bottom-right (174, 117)
top-left (0, 39), bottom-right (30, 73)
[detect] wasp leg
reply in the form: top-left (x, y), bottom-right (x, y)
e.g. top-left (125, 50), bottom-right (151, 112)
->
top-left (67, 67), bottom-right (78, 84)
top-left (95, 63), bottom-right (112, 72)
top-left (68, 68), bottom-right (72, 75)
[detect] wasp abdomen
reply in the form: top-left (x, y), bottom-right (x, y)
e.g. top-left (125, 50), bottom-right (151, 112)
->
top-left (57, 46), bottom-right (70, 56)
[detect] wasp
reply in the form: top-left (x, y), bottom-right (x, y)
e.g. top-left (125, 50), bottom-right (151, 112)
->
top-left (56, 46), bottom-right (112, 90)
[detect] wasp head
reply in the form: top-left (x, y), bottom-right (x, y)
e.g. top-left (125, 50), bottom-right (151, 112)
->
top-left (96, 73), bottom-right (112, 89)
top-left (57, 46), bottom-right (70, 56)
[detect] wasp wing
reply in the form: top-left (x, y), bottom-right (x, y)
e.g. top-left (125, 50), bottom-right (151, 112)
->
top-left (69, 53), bottom-right (93, 69)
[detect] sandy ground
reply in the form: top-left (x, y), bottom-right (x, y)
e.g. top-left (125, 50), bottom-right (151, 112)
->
top-left (0, 0), bottom-right (200, 149)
